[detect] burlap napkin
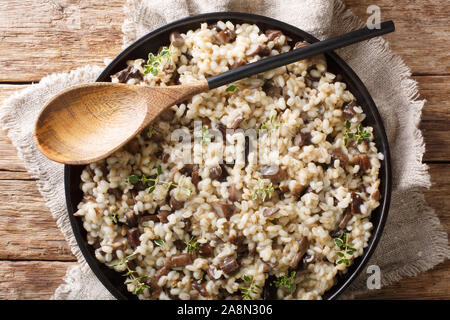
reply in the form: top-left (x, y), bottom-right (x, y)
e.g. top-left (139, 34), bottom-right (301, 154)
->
top-left (0, 0), bottom-right (448, 300)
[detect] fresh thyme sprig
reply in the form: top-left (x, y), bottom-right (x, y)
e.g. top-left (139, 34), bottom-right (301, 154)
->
top-left (110, 211), bottom-right (118, 224)
top-left (334, 232), bottom-right (356, 266)
top-left (225, 82), bottom-right (239, 92)
top-left (274, 271), bottom-right (296, 294)
top-left (194, 126), bottom-right (214, 146)
top-left (344, 121), bottom-right (371, 146)
top-left (185, 237), bottom-right (199, 254)
top-left (127, 165), bottom-right (192, 196)
top-left (257, 115), bottom-right (280, 137)
top-left (113, 253), bottom-right (149, 295)
top-left (252, 179), bottom-right (274, 202)
top-left (154, 239), bottom-right (165, 248)
top-left (143, 44), bottom-right (174, 76)
top-left (241, 275), bottom-right (262, 300)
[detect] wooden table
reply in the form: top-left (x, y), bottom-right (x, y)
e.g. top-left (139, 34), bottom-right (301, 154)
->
top-left (0, 0), bottom-right (448, 299)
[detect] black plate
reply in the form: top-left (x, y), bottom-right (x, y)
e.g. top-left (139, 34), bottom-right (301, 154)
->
top-left (65, 12), bottom-right (392, 300)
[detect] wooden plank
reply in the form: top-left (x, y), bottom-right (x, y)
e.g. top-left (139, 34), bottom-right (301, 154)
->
top-left (0, 0), bottom-right (448, 82)
top-left (0, 0), bottom-right (124, 82)
top-left (417, 76), bottom-right (450, 162)
top-left (0, 179), bottom-right (75, 261)
top-left (345, 0), bottom-right (450, 75)
top-left (0, 261), bottom-right (76, 299)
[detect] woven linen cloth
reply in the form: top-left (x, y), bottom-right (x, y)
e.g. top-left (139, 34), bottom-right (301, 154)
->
top-left (0, 0), bottom-right (447, 300)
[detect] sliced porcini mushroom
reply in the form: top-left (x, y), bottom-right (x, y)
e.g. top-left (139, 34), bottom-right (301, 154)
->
top-left (125, 137), bottom-right (140, 154)
top-left (198, 243), bottom-right (214, 257)
top-left (157, 209), bottom-right (172, 223)
top-left (227, 185), bottom-right (242, 202)
top-left (154, 265), bottom-right (170, 279)
top-left (343, 100), bottom-right (357, 119)
top-left (145, 276), bottom-right (162, 298)
top-left (219, 256), bottom-right (240, 275)
top-left (338, 208), bottom-right (352, 229)
top-left (330, 148), bottom-right (349, 167)
top-left (170, 195), bottom-right (184, 211)
top-left (289, 236), bottom-right (309, 269)
top-left (166, 253), bottom-right (192, 268)
top-left (212, 201), bottom-right (235, 220)
top-left (215, 29), bottom-right (236, 44)
top-left (353, 154), bottom-right (371, 173)
top-left (169, 31), bottom-right (185, 47)
top-left (159, 108), bottom-right (175, 122)
top-left (192, 282), bottom-right (208, 297)
top-left (294, 41), bottom-right (310, 49)
top-left (230, 113), bottom-right (244, 129)
top-left (265, 29), bottom-right (282, 41)
top-left (207, 265), bottom-right (222, 280)
top-left (209, 165), bottom-right (223, 180)
top-left (125, 209), bottom-right (138, 228)
top-left (261, 165), bottom-right (288, 184)
top-left (247, 44), bottom-right (271, 57)
top-left (293, 132), bottom-right (312, 147)
top-left (262, 207), bottom-right (280, 217)
top-left (113, 65), bottom-right (142, 83)
top-left (108, 188), bottom-right (122, 201)
top-left (262, 275), bottom-right (278, 300)
top-left (351, 192), bottom-right (363, 214)
top-left (231, 58), bottom-right (246, 69)
top-left (291, 183), bottom-right (307, 198)
top-left (127, 228), bottom-right (140, 248)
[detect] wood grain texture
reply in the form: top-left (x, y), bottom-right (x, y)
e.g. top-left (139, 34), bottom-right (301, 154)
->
top-left (0, 261), bottom-right (76, 299)
top-left (0, 179), bottom-right (75, 261)
top-left (0, 0), bottom-right (448, 81)
top-left (0, 0), bottom-right (124, 82)
top-left (345, 0), bottom-right (450, 75)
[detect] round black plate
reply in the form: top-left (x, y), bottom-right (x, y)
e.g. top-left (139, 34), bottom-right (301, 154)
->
top-left (65, 12), bottom-right (392, 300)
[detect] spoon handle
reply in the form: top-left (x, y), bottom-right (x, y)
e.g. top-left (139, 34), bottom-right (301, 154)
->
top-left (206, 21), bottom-right (395, 89)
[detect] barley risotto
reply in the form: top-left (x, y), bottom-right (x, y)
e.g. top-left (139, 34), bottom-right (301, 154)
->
top-left (74, 21), bottom-right (383, 300)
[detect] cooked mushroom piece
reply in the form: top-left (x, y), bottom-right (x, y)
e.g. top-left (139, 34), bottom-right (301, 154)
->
top-left (166, 253), bottom-right (192, 268)
top-left (263, 275), bottom-right (278, 300)
top-left (209, 165), bottom-right (222, 180)
top-left (192, 282), bottom-right (208, 297)
top-left (343, 100), bottom-right (357, 119)
top-left (351, 192), bottom-right (363, 214)
top-left (198, 243), bottom-right (214, 257)
top-left (157, 209), bottom-right (172, 223)
top-left (127, 228), bottom-right (140, 248)
top-left (145, 276), bottom-right (162, 298)
top-left (207, 265), bottom-right (222, 280)
top-left (170, 195), bottom-right (184, 211)
top-left (219, 256), bottom-right (240, 275)
top-left (261, 165), bottom-right (288, 184)
top-left (154, 265), bottom-right (170, 279)
top-left (212, 202), bottom-right (235, 220)
top-left (108, 188), bottom-right (122, 201)
top-left (125, 209), bottom-right (138, 228)
top-left (330, 148), bottom-right (349, 167)
top-left (293, 132), bottom-right (312, 147)
top-left (215, 29), bottom-right (236, 44)
top-left (247, 44), bottom-right (271, 57)
top-left (339, 208), bottom-right (352, 229)
top-left (231, 58), bottom-right (246, 69)
top-left (262, 207), bottom-right (280, 217)
top-left (125, 138), bottom-right (140, 154)
top-left (169, 31), bottom-right (185, 47)
top-left (291, 183), bottom-right (307, 198)
top-left (230, 113), bottom-right (244, 129)
top-left (113, 65), bottom-right (142, 83)
top-left (227, 185), bottom-right (242, 202)
top-left (265, 29), bottom-right (282, 41)
top-left (289, 236), bottom-right (309, 269)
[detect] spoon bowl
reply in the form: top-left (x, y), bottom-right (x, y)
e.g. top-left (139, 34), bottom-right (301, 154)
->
top-left (34, 81), bottom-right (208, 164)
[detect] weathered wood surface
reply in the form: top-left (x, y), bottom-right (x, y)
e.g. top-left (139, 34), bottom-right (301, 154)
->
top-left (0, 0), bottom-right (448, 300)
top-left (0, 0), bottom-right (448, 82)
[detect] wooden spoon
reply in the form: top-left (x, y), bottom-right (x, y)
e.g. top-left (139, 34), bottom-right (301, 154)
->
top-left (34, 21), bottom-right (394, 164)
